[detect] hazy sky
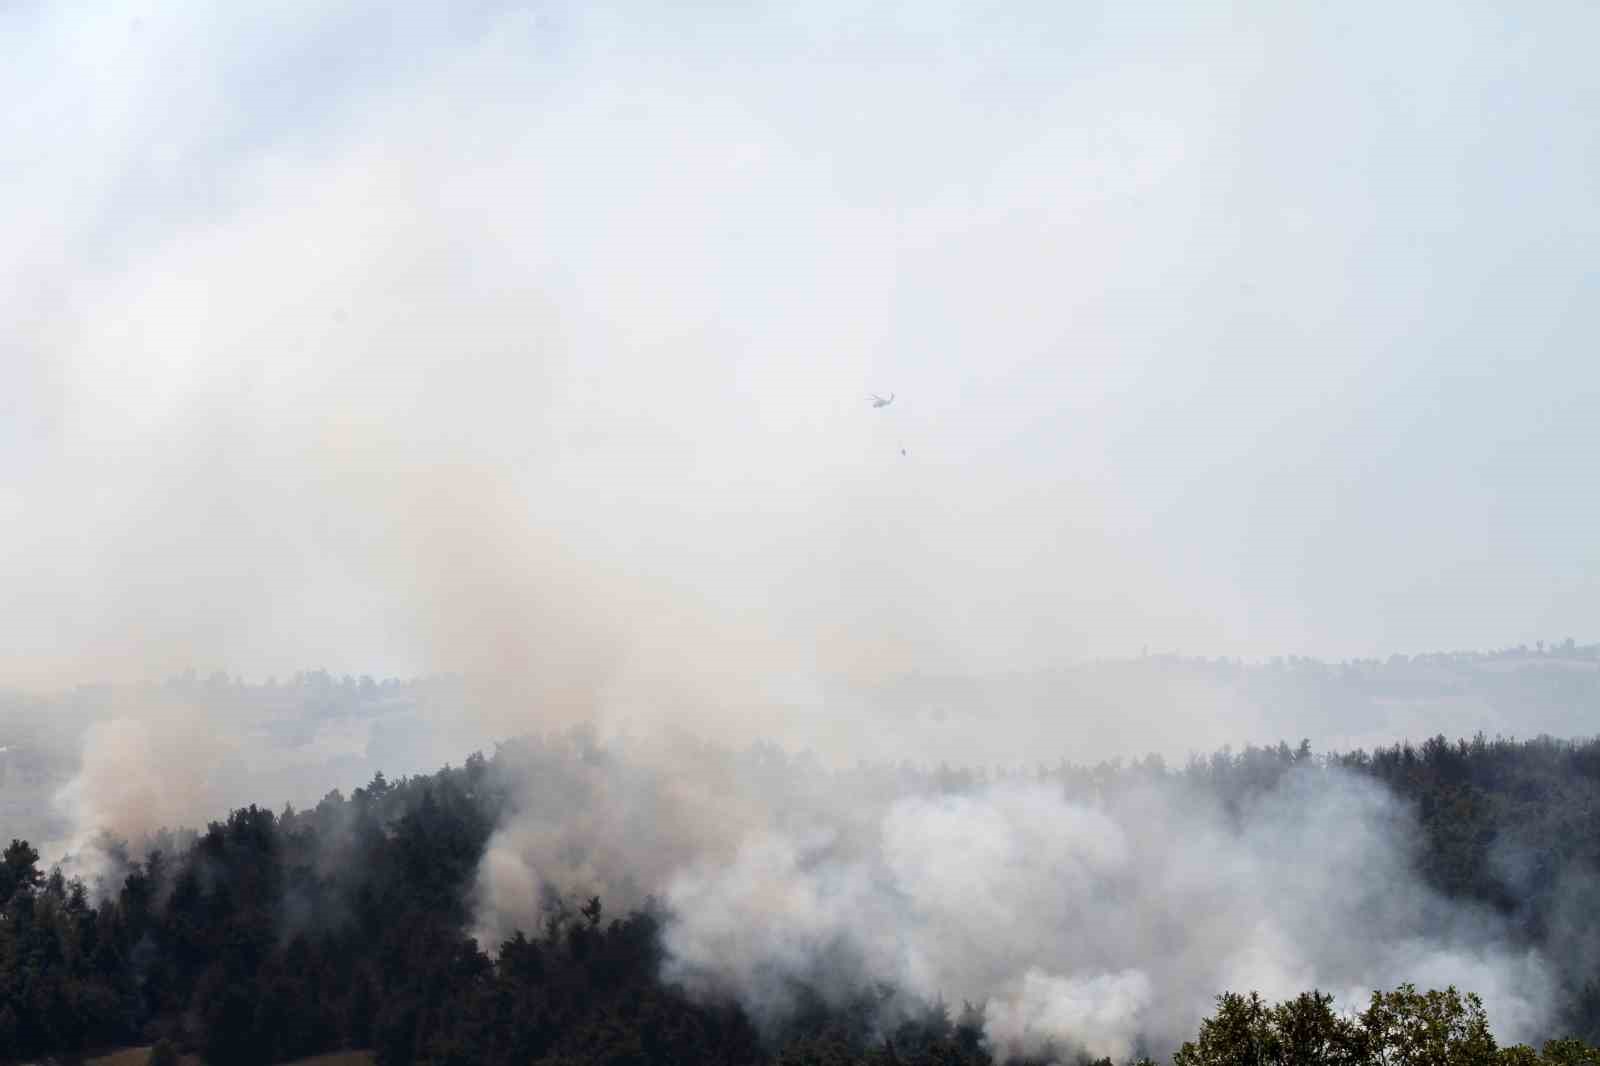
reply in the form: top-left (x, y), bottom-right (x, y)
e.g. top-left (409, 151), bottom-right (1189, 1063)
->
top-left (3, 0), bottom-right (1598, 688)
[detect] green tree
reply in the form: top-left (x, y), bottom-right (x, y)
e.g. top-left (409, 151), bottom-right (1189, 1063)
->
top-left (0, 839), bottom-right (42, 902)
top-left (1176, 985), bottom-right (1600, 1066)
top-left (1359, 984), bottom-right (1499, 1066)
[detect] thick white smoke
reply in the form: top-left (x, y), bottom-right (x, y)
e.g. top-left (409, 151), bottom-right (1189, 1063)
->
top-left (471, 738), bottom-right (1555, 1059)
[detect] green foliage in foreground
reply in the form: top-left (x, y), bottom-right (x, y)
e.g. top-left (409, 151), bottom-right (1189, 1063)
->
top-left (1175, 985), bottom-right (1600, 1066)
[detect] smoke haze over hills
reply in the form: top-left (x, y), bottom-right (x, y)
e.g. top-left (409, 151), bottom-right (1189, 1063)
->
top-left (4, 1), bottom-right (1600, 1061)
top-left (5, 0), bottom-right (1599, 697)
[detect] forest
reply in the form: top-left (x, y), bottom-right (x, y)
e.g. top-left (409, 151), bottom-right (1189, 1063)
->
top-left (2, 729), bottom-right (1599, 1065)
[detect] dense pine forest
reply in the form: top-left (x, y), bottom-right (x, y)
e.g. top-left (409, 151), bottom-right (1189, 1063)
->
top-left (2, 730), bottom-right (1599, 1064)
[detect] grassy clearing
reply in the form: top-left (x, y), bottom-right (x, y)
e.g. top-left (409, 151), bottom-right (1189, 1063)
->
top-left (85, 1048), bottom-right (375, 1066)
top-left (84, 1050), bottom-right (198, 1066)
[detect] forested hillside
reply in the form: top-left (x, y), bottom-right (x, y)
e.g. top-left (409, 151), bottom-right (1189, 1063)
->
top-left (2, 732), bottom-right (1598, 1065)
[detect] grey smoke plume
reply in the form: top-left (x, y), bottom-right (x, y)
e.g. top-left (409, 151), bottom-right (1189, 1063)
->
top-left (7, 2), bottom-right (1598, 862)
top-left (56, 709), bottom-right (233, 849)
top-left (3, 1), bottom-right (1595, 1056)
top-left (7, 0), bottom-right (1600, 696)
top-left (473, 736), bottom-right (1555, 1059)
top-left (26, 675), bottom-right (491, 884)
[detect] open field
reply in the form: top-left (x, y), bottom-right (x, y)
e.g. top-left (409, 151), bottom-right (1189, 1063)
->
top-left (85, 1049), bottom-right (376, 1066)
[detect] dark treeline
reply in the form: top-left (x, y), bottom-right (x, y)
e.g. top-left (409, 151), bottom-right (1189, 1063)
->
top-left (2, 732), bottom-right (1598, 1065)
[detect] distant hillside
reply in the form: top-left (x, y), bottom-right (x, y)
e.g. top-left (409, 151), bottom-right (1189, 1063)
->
top-left (6, 643), bottom-right (1598, 847)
